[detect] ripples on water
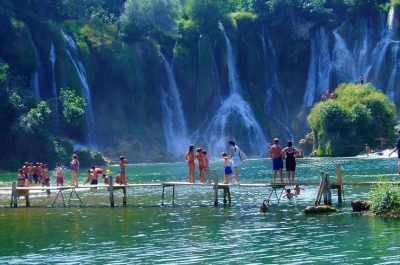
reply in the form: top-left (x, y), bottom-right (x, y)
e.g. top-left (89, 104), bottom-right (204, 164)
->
top-left (1, 157), bottom-right (400, 264)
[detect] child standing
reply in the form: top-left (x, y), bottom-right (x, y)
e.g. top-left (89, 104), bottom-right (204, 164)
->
top-left (184, 145), bottom-right (196, 183)
top-left (119, 156), bottom-right (127, 184)
top-left (56, 163), bottom-right (65, 186)
top-left (222, 152), bottom-right (232, 184)
top-left (196, 148), bottom-right (205, 183)
top-left (70, 154), bottom-right (80, 186)
top-left (203, 150), bottom-right (211, 183)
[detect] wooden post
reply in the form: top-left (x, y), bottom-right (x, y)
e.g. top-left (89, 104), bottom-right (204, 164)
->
top-left (122, 186), bottom-right (127, 206)
top-left (214, 172), bottom-right (219, 207)
top-left (25, 190), bottom-right (30, 207)
top-left (227, 187), bottom-right (231, 205)
top-left (109, 176), bottom-right (114, 207)
top-left (315, 172), bottom-right (325, 205)
top-left (325, 173), bottom-right (332, 206)
top-left (223, 187), bottom-right (227, 204)
top-left (336, 164), bottom-right (343, 203)
top-left (11, 182), bottom-right (17, 208)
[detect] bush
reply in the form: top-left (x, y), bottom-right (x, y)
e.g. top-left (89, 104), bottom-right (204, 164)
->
top-left (308, 83), bottom-right (397, 156)
top-left (369, 181), bottom-right (400, 214)
top-left (75, 148), bottom-right (106, 168)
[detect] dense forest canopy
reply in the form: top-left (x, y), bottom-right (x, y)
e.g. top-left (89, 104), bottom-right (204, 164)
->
top-left (0, 0), bottom-right (398, 170)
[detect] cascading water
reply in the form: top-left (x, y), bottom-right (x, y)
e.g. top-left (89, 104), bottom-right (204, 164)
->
top-left (63, 33), bottom-right (96, 146)
top-left (260, 26), bottom-right (289, 116)
top-left (30, 40), bottom-right (42, 99)
top-left (305, 9), bottom-right (400, 107)
top-left (49, 42), bottom-right (59, 129)
top-left (160, 53), bottom-right (190, 157)
top-left (203, 23), bottom-right (267, 157)
top-left (259, 25), bottom-right (293, 140)
top-left (303, 27), bottom-right (331, 107)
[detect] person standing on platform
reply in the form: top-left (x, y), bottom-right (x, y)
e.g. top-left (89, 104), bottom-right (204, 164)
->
top-left (269, 138), bottom-right (284, 183)
top-left (229, 140), bottom-right (241, 184)
top-left (389, 130), bottom-right (400, 174)
top-left (119, 156), bottom-right (128, 184)
top-left (184, 144), bottom-right (196, 183)
top-left (56, 163), bottom-right (64, 186)
top-left (282, 140), bottom-right (299, 183)
top-left (70, 154), bottom-right (80, 186)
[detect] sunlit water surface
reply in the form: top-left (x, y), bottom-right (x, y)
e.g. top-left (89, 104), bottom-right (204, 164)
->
top-left (1, 157), bottom-right (400, 264)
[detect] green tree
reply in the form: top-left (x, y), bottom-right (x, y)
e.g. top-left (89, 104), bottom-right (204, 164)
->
top-left (120, 0), bottom-right (181, 42)
top-left (60, 88), bottom-right (86, 126)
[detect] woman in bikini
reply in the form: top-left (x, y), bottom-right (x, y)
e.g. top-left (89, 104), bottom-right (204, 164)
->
top-left (184, 144), bottom-right (196, 183)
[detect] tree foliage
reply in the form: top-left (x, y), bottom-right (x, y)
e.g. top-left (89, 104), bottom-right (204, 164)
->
top-left (308, 83), bottom-right (397, 156)
top-left (60, 88), bottom-right (86, 126)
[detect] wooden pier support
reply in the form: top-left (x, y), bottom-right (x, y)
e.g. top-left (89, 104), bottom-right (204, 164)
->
top-left (214, 173), bottom-right (219, 207)
top-left (336, 164), bottom-right (344, 203)
top-left (123, 187), bottom-right (127, 206)
top-left (109, 176), bottom-right (114, 207)
top-left (11, 182), bottom-right (17, 207)
top-left (161, 184), bottom-right (175, 206)
top-left (223, 187), bottom-right (231, 205)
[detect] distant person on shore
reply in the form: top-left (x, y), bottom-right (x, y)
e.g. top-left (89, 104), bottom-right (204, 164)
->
top-left (70, 154), bottom-right (80, 186)
top-left (222, 152), bottom-right (232, 184)
top-left (55, 163), bottom-right (64, 186)
top-left (203, 150), bottom-right (211, 183)
top-left (269, 138), bottom-right (284, 183)
top-left (365, 144), bottom-right (371, 157)
top-left (196, 148), bottom-right (205, 183)
top-left (359, 74), bottom-right (364, 85)
top-left (282, 140), bottom-right (299, 183)
top-left (184, 144), bottom-right (196, 183)
top-left (389, 130), bottom-right (400, 174)
top-left (229, 140), bottom-right (241, 184)
top-left (119, 156), bottom-right (127, 184)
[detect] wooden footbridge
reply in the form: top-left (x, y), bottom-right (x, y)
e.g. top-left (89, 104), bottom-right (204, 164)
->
top-left (0, 165), bottom-right (398, 208)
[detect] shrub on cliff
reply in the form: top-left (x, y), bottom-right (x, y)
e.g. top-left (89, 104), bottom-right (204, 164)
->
top-left (308, 83), bottom-right (396, 156)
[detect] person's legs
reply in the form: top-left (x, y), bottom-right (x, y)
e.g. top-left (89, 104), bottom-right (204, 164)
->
top-left (234, 166), bottom-right (240, 183)
top-left (279, 168), bottom-right (284, 183)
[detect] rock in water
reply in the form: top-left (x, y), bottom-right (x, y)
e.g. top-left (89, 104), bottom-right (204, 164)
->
top-left (304, 205), bottom-right (337, 214)
top-left (351, 200), bottom-right (371, 212)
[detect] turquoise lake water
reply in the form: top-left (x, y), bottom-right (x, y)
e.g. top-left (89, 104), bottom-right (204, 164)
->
top-left (1, 157), bottom-right (400, 264)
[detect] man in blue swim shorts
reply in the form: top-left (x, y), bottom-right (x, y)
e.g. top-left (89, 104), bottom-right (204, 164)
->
top-left (269, 138), bottom-right (284, 183)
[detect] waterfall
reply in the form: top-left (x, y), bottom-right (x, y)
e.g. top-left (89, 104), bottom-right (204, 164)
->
top-left (49, 42), bottom-right (59, 129)
top-left (160, 53), bottom-right (190, 157)
top-left (63, 33), bottom-right (96, 146)
top-left (333, 29), bottom-right (357, 84)
top-left (303, 27), bottom-right (332, 107)
top-left (203, 23), bottom-right (267, 157)
top-left (30, 40), bottom-right (42, 99)
top-left (260, 25), bottom-right (293, 140)
top-left (218, 22), bottom-right (241, 94)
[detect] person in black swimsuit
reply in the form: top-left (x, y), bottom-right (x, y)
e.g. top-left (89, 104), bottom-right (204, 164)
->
top-left (282, 140), bottom-right (300, 183)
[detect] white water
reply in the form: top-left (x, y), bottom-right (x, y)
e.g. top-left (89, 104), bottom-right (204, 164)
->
top-left (49, 42), bottom-right (59, 128)
top-left (30, 40), bottom-right (41, 99)
top-left (303, 27), bottom-right (331, 107)
top-left (304, 9), bottom-right (400, 107)
top-left (63, 33), bottom-right (96, 146)
top-left (203, 23), bottom-right (267, 157)
top-left (160, 53), bottom-right (190, 157)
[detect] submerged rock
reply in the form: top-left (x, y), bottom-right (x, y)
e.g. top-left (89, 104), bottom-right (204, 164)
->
top-left (304, 205), bottom-right (338, 214)
top-left (351, 200), bottom-right (371, 212)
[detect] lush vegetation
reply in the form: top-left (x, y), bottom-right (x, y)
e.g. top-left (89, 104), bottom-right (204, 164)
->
top-left (369, 181), bottom-right (400, 215)
top-left (308, 83), bottom-right (397, 156)
top-left (0, 0), bottom-right (397, 169)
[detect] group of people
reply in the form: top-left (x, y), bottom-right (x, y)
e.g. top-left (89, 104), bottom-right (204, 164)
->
top-left (321, 90), bottom-right (338, 101)
top-left (184, 145), bottom-right (211, 183)
top-left (16, 154), bottom-right (129, 198)
top-left (185, 140), bottom-right (244, 185)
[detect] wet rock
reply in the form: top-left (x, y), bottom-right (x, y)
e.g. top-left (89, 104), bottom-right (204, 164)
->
top-left (304, 205), bottom-right (337, 214)
top-left (351, 200), bottom-right (371, 212)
